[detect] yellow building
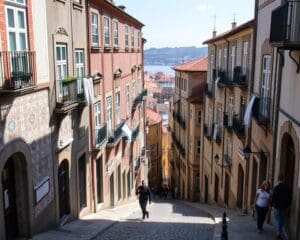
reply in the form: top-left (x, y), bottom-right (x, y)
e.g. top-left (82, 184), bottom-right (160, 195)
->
top-left (171, 57), bottom-right (207, 200)
top-left (146, 108), bottom-right (162, 188)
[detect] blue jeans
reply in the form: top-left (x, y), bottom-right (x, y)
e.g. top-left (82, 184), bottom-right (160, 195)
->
top-left (274, 208), bottom-right (288, 237)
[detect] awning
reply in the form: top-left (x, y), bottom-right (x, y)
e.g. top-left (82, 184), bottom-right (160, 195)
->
top-left (122, 123), bottom-right (132, 142)
top-left (243, 95), bottom-right (256, 126)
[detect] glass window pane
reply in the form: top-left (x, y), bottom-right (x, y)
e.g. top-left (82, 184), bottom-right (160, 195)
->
top-left (17, 0), bottom-right (25, 4)
top-left (62, 47), bottom-right (66, 60)
top-left (56, 47), bottom-right (61, 61)
top-left (19, 33), bottom-right (26, 50)
top-left (63, 64), bottom-right (67, 78)
top-left (17, 11), bottom-right (25, 29)
top-left (75, 52), bottom-right (79, 64)
top-left (7, 9), bottom-right (15, 28)
top-left (9, 32), bottom-right (17, 51)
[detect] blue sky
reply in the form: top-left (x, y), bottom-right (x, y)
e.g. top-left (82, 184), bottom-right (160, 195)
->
top-left (118, 0), bottom-right (255, 49)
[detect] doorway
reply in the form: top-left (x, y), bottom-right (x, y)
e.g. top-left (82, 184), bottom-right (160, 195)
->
top-left (251, 158), bottom-right (258, 204)
top-left (110, 173), bottom-right (115, 207)
top-left (58, 160), bottom-right (70, 219)
top-left (204, 175), bottom-right (208, 204)
top-left (214, 174), bottom-right (219, 203)
top-left (237, 165), bottom-right (244, 208)
top-left (224, 173), bottom-right (230, 206)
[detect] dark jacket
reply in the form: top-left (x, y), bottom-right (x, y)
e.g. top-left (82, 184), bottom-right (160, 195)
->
top-left (272, 182), bottom-right (292, 210)
top-left (136, 185), bottom-right (152, 202)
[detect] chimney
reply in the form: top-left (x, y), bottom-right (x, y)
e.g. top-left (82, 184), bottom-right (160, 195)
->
top-left (118, 5), bottom-right (126, 10)
top-left (213, 30), bottom-right (217, 38)
top-left (232, 21), bottom-right (237, 29)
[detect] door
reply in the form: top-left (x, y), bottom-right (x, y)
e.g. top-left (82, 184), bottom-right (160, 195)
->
top-left (58, 161), bottom-right (69, 219)
top-left (285, 137), bottom-right (295, 192)
top-left (224, 173), bottom-right (230, 206)
top-left (2, 158), bottom-right (18, 240)
top-left (110, 173), bottom-right (114, 207)
top-left (237, 165), bottom-right (244, 208)
top-left (214, 174), bottom-right (219, 203)
top-left (204, 176), bottom-right (208, 204)
top-left (79, 155), bottom-right (87, 210)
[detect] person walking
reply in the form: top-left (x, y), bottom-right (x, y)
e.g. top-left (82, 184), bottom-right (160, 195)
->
top-left (272, 175), bottom-right (292, 240)
top-left (136, 180), bottom-right (152, 221)
top-left (253, 180), bottom-right (271, 233)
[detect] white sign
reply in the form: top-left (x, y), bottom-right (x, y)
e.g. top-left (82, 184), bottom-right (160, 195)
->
top-left (35, 177), bottom-right (50, 204)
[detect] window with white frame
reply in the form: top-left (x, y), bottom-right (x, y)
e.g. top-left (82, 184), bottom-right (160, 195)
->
top-left (75, 49), bottom-right (84, 78)
top-left (261, 55), bottom-right (271, 117)
top-left (196, 138), bottom-right (201, 155)
top-left (226, 138), bottom-right (233, 161)
top-left (6, 5), bottom-right (28, 51)
top-left (104, 17), bottom-right (110, 46)
top-left (126, 85), bottom-right (130, 115)
top-left (125, 25), bottom-right (129, 48)
top-left (94, 101), bottom-right (101, 128)
top-left (73, 0), bottom-right (82, 4)
top-left (91, 12), bottom-right (99, 46)
top-left (231, 45), bottom-right (236, 80)
top-left (106, 96), bottom-right (112, 135)
top-left (131, 27), bottom-right (134, 48)
top-left (56, 44), bottom-right (68, 98)
top-left (7, 0), bottom-right (25, 5)
top-left (113, 21), bottom-right (118, 47)
top-left (242, 42), bottom-right (249, 74)
top-left (115, 91), bottom-right (121, 125)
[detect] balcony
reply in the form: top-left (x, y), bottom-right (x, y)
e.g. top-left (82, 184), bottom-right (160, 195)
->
top-left (132, 125), bottom-right (140, 140)
top-left (204, 124), bottom-right (213, 140)
top-left (205, 82), bottom-right (213, 97)
top-left (252, 97), bottom-right (271, 126)
top-left (270, 1), bottom-right (300, 49)
top-left (107, 121), bottom-right (125, 147)
top-left (132, 93), bottom-right (143, 110)
top-left (172, 111), bottom-right (186, 129)
top-left (233, 66), bottom-right (249, 89)
top-left (94, 124), bottom-right (107, 150)
top-left (171, 132), bottom-right (186, 157)
top-left (233, 115), bottom-right (245, 140)
top-left (0, 51), bottom-right (36, 93)
top-left (55, 78), bottom-right (85, 113)
top-left (217, 69), bottom-right (234, 88)
top-left (223, 113), bottom-right (233, 132)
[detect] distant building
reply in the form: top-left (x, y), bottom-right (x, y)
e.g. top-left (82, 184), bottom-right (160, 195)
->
top-left (170, 57), bottom-right (207, 200)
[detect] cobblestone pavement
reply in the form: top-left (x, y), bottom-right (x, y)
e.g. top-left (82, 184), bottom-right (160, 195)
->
top-left (93, 200), bottom-right (214, 240)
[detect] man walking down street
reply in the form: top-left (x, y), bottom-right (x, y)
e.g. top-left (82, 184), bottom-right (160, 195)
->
top-left (136, 180), bottom-right (152, 221)
top-left (272, 175), bottom-right (292, 240)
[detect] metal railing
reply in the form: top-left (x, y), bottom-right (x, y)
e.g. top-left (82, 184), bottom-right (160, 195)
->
top-left (214, 124), bottom-right (222, 145)
top-left (233, 66), bottom-right (249, 88)
top-left (270, 0), bottom-right (300, 47)
top-left (94, 124), bottom-right (107, 147)
top-left (252, 97), bottom-right (271, 125)
top-left (224, 154), bottom-right (232, 167)
top-left (132, 92), bottom-right (143, 109)
top-left (0, 51), bottom-right (36, 90)
top-left (173, 111), bottom-right (186, 129)
top-left (217, 69), bottom-right (234, 88)
top-left (107, 121), bottom-right (125, 144)
top-left (56, 78), bottom-right (84, 105)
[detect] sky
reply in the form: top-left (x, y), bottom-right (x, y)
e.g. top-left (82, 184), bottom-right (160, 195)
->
top-left (117, 0), bottom-right (255, 49)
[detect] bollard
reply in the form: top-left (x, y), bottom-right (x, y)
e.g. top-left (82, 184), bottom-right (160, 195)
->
top-left (221, 212), bottom-right (228, 240)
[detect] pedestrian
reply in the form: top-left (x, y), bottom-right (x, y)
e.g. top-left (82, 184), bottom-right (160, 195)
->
top-left (253, 180), bottom-right (271, 233)
top-left (136, 180), bottom-right (152, 221)
top-left (272, 175), bottom-right (292, 240)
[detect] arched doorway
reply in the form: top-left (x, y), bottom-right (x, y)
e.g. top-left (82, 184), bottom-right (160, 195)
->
top-left (2, 154), bottom-right (29, 239)
top-left (58, 160), bottom-right (70, 220)
top-left (251, 158), bottom-right (258, 204)
top-left (237, 165), bottom-right (244, 208)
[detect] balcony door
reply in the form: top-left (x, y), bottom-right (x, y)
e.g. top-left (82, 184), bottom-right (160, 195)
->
top-left (261, 55), bottom-right (271, 117)
top-left (106, 96), bottom-right (113, 136)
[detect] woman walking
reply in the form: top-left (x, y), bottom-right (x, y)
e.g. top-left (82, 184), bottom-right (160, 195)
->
top-left (253, 180), bottom-right (271, 233)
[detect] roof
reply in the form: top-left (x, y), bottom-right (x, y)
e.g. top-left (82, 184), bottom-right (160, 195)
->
top-left (146, 108), bottom-right (162, 125)
top-left (203, 19), bottom-right (254, 44)
top-left (172, 56), bottom-right (208, 72)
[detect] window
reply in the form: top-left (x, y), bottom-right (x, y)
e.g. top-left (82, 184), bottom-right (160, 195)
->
top-left (224, 48), bottom-right (227, 70)
top-left (113, 21), bottom-right (118, 47)
top-left (126, 85), bottom-right (130, 116)
top-left (104, 17), bottom-right (110, 46)
top-left (6, 5), bottom-right (27, 51)
top-left (96, 157), bottom-right (103, 203)
top-left (196, 138), bottom-right (201, 155)
top-left (79, 154), bottom-right (87, 209)
top-left (261, 55), bottom-right (271, 117)
top-left (231, 46), bottom-right (236, 79)
top-left (106, 96), bottom-right (112, 135)
top-left (216, 107), bottom-right (222, 125)
top-left (197, 111), bottom-right (201, 125)
top-left (131, 27), bottom-right (134, 48)
top-left (137, 31), bottom-right (141, 48)
top-left (56, 44), bottom-right (67, 98)
top-left (242, 42), bottom-right (249, 74)
top-left (240, 96), bottom-right (246, 119)
top-left (125, 25), bottom-right (129, 48)
top-left (75, 49), bottom-right (84, 78)
top-left (226, 139), bottom-right (233, 160)
top-left (91, 13), bottom-right (99, 46)
top-left (218, 49), bottom-right (222, 68)
top-left (115, 91), bottom-right (121, 125)
top-left (7, 0), bottom-right (25, 5)
top-left (94, 101), bottom-right (101, 128)
top-left (228, 97), bottom-right (234, 126)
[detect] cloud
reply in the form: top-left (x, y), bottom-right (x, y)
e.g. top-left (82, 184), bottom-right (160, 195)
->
top-left (196, 3), bottom-right (213, 13)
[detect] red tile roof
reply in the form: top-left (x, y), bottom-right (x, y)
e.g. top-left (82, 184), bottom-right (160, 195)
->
top-left (203, 19), bottom-right (254, 44)
top-left (172, 56), bottom-right (208, 72)
top-left (146, 108), bottom-right (162, 125)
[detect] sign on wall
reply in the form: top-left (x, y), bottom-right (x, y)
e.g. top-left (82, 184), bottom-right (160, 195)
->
top-left (34, 177), bottom-right (50, 204)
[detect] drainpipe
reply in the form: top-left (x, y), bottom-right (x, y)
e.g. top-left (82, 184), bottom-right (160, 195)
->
top-left (85, 0), bottom-right (96, 212)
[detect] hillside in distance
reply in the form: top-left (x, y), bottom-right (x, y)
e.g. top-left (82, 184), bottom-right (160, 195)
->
top-left (144, 46), bottom-right (207, 66)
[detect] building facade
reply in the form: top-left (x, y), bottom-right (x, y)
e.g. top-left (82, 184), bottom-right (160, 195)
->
top-left (171, 57), bottom-right (207, 200)
top-left (202, 21), bottom-right (254, 208)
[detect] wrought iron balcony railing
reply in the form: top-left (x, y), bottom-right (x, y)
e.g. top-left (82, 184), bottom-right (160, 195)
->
top-left (214, 124), bottom-right (222, 145)
top-left (232, 66), bottom-right (249, 88)
top-left (233, 115), bottom-right (245, 140)
top-left (270, 1), bottom-right (300, 49)
top-left (217, 69), bottom-right (234, 88)
top-left (224, 154), bottom-right (232, 167)
top-left (173, 111), bottom-right (186, 129)
top-left (252, 97), bottom-right (271, 126)
top-left (94, 124), bottom-right (107, 147)
top-left (107, 121), bottom-right (125, 146)
top-left (132, 92), bottom-right (143, 110)
top-left (0, 51), bottom-right (36, 92)
top-left (171, 132), bottom-right (185, 156)
top-left (205, 82), bottom-right (213, 97)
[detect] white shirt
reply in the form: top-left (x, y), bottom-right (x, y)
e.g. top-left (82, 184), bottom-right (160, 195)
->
top-left (256, 189), bottom-right (271, 207)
